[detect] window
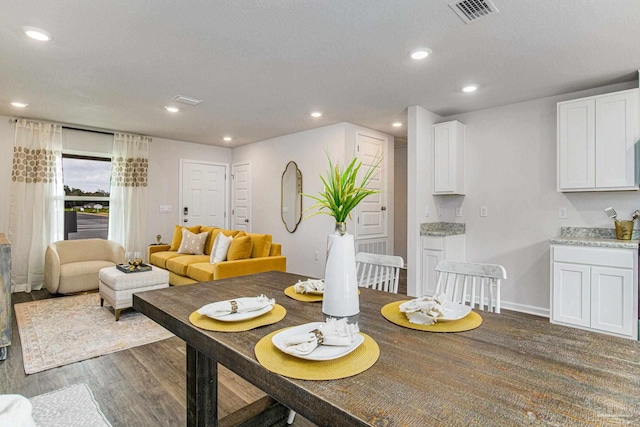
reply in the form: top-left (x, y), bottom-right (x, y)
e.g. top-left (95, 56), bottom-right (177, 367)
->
top-left (62, 153), bottom-right (112, 240)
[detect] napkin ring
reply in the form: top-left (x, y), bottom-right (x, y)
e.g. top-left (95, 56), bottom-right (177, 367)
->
top-left (230, 301), bottom-right (238, 314)
top-left (311, 329), bottom-right (324, 344)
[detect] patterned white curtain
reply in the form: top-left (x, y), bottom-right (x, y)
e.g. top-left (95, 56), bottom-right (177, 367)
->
top-left (9, 119), bottom-right (64, 292)
top-left (108, 133), bottom-right (150, 255)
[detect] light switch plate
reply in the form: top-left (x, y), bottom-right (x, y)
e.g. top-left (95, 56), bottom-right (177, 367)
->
top-left (480, 206), bottom-right (488, 217)
top-left (455, 207), bottom-right (462, 217)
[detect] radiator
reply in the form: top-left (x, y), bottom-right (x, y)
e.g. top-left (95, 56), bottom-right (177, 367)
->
top-left (356, 239), bottom-right (387, 255)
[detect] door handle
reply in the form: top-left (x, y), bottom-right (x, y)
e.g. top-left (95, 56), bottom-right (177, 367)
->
top-left (381, 206), bottom-right (387, 211)
top-left (183, 218), bottom-right (188, 223)
top-left (244, 219), bottom-right (250, 223)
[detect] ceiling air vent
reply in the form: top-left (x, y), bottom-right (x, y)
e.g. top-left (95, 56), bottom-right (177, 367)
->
top-left (171, 95), bottom-right (203, 106)
top-left (449, 0), bottom-right (498, 24)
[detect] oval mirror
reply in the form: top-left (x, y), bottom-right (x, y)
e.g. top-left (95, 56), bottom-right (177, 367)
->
top-left (281, 161), bottom-right (302, 233)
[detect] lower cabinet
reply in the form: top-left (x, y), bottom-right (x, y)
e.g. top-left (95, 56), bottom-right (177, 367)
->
top-left (551, 245), bottom-right (638, 340)
top-left (420, 235), bottom-right (465, 297)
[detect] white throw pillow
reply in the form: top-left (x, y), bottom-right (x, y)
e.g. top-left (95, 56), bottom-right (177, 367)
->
top-left (210, 233), bottom-right (233, 263)
top-left (177, 229), bottom-right (208, 255)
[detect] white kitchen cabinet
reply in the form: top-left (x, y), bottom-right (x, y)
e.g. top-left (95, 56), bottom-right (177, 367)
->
top-left (557, 88), bottom-right (639, 192)
top-left (420, 235), bottom-right (465, 296)
top-left (551, 245), bottom-right (638, 340)
top-left (433, 121), bottom-right (465, 195)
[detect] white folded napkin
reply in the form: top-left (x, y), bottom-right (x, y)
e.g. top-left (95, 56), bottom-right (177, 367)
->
top-left (281, 318), bottom-right (359, 356)
top-left (293, 278), bottom-right (324, 294)
top-left (197, 295), bottom-right (275, 318)
top-left (399, 293), bottom-right (448, 325)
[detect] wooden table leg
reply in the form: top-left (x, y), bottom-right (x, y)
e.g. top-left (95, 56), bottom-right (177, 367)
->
top-left (187, 344), bottom-right (218, 426)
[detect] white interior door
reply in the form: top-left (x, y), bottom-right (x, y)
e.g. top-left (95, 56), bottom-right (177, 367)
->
top-left (232, 162), bottom-right (251, 232)
top-left (355, 131), bottom-right (386, 239)
top-left (181, 160), bottom-right (227, 228)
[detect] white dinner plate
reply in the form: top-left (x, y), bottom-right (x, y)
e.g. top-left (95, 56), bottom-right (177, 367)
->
top-left (439, 302), bottom-right (472, 321)
top-left (272, 322), bottom-right (364, 361)
top-left (208, 304), bottom-right (274, 322)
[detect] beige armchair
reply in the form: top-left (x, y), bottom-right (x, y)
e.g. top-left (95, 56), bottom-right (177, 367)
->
top-left (44, 239), bottom-right (125, 294)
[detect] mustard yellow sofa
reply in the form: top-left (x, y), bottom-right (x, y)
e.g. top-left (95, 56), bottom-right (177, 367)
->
top-left (147, 226), bottom-right (286, 286)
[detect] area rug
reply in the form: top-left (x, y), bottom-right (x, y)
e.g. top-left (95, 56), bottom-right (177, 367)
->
top-left (30, 383), bottom-right (111, 427)
top-left (15, 293), bottom-right (173, 374)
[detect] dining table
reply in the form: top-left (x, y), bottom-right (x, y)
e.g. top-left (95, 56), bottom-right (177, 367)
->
top-left (133, 270), bottom-right (640, 426)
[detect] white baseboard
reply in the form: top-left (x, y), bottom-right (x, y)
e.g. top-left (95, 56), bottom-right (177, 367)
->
top-left (501, 300), bottom-right (549, 318)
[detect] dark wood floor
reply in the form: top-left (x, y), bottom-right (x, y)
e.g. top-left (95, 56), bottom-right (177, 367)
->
top-left (0, 289), bottom-right (319, 427)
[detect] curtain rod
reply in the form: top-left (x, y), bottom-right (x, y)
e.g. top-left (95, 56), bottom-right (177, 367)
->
top-left (61, 125), bottom-right (114, 136)
top-left (7, 118), bottom-right (152, 140)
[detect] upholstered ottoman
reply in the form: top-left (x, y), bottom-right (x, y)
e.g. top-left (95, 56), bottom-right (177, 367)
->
top-left (99, 266), bottom-right (169, 320)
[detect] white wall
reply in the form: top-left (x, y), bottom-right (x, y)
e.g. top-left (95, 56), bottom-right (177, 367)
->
top-left (0, 117), bottom-right (15, 235)
top-left (407, 106), bottom-right (443, 299)
top-left (409, 80), bottom-right (639, 316)
top-left (0, 117), bottom-right (232, 253)
top-left (232, 122), bottom-right (394, 278)
top-left (146, 137), bottom-right (232, 246)
top-left (394, 142), bottom-right (408, 264)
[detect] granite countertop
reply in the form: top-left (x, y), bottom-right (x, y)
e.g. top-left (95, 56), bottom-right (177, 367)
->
top-left (550, 227), bottom-right (640, 249)
top-left (420, 222), bottom-right (465, 237)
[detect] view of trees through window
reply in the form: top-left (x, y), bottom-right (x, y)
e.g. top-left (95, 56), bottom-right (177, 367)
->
top-left (62, 154), bottom-right (112, 240)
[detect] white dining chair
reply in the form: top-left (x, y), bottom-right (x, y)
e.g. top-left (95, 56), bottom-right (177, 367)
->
top-left (356, 252), bottom-right (405, 294)
top-left (434, 260), bottom-right (507, 313)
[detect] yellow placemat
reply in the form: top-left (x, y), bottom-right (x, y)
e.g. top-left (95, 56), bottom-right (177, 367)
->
top-left (284, 286), bottom-right (323, 302)
top-left (381, 300), bottom-right (482, 332)
top-left (255, 329), bottom-right (379, 380)
top-left (189, 304), bottom-right (286, 332)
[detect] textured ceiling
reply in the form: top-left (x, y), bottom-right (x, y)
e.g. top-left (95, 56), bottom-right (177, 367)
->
top-left (1, 1), bottom-right (639, 147)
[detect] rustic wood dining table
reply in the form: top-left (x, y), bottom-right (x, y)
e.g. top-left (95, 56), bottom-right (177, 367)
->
top-left (133, 270), bottom-right (640, 426)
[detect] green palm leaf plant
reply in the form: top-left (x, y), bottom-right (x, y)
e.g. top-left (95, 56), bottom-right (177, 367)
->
top-left (304, 154), bottom-right (382, 226)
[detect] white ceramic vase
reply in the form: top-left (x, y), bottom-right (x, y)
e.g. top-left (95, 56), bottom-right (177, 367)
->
top-left (322, 222), bottom-right (359, 320)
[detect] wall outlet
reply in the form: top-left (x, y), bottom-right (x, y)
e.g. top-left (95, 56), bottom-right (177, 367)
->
top-left (425, 205), bottom-right (429, 217)
top-left (480, 206), bottom-right (488, 217)
top-left (314, 251), bottom-right (320, 261)
top-left (455, 207), bottom-right (462, 217)
top-left (558, 207), bottom-right (568, 219)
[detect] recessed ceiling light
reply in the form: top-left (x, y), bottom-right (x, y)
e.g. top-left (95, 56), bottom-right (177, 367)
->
top-left (11, 102), bottom-right (28, 108)
top-left (223, 136), bottom-right (232, 142)
top-left (392, 122), bottom-right (403, 127)
top-left (462, 85), bottom-right (478, 93)
top-left (310, 112), bottom-right (322, 118)
top-left (165, 106), bottom-right (179, 113)
top-left (409, 47), bottom-right (431, 60)
top-left (22, 26), bottom-right (52, 42)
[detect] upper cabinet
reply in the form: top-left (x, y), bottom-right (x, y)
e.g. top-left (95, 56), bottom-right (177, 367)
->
top-left (557, 89), bottom-right (639, 192)
top-left (433, 120), bottom-right (465, 195)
